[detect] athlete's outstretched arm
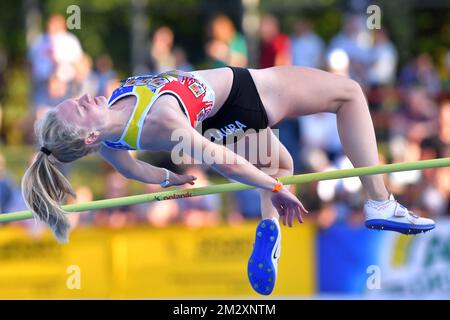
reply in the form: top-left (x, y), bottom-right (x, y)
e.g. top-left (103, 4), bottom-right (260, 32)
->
top-left (164, 118), bottom-right (307, 219)
top-left (98, 145), bottom-right (196, 187)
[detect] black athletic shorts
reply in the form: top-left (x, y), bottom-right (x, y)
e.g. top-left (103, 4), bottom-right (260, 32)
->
top-left (198, 66), bottom-right (269, 144)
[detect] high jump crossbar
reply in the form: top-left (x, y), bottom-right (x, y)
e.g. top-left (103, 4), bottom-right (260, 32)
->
top-left (0, 157), bottom-right (449, 223)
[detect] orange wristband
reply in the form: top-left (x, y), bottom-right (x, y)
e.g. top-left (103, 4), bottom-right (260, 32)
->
top-left (272, 180), bottom-right (283, 193)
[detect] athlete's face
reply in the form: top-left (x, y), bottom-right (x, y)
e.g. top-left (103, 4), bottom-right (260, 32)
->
top-left (56, 94), bottom-right (108, 131)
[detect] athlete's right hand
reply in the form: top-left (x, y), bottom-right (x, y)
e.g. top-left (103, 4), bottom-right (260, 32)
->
top-left (270, 188), bottom-right (309, 227)
top-left (165, 173), bottom-right (197, 187)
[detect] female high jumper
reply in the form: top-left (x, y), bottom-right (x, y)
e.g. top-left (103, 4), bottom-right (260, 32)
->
top-left (21, 66), bottom-right (435, 295)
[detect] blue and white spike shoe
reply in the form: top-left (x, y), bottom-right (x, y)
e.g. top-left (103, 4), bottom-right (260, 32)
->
top-left (247, 217), bottom-right (281, 295)
top-left (365, 194), bottom-right (435, 235)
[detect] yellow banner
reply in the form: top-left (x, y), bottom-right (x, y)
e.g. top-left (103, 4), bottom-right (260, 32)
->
top-left (0, 222), bottom-right (315, 298)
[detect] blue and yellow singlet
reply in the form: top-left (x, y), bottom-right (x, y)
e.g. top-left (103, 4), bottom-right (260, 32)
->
top-left (102, 70), bottom-right (215, 151)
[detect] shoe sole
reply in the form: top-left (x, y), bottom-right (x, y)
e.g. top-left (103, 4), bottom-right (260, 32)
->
top-left (365, 219), bottom-right (435, 234)
top-left (247, 219), bottom-right (279, 295)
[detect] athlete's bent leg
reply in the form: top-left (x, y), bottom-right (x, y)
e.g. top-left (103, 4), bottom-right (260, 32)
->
top-left (250, 66), bottom-right (434, 234)
top-left (250, 66), bottom-right (388, 201)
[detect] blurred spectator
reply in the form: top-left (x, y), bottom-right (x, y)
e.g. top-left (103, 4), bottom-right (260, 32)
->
top-left (4, 154), bottom-right (36, 215)
top-left (205, 40), bottom-right (230, 68)
top-left (230, 189), bottom-right (261, 222)
top-left (176, 167), bottom-right (220, 228)
top-left (1, 153), bottom-right (47, 238)
top-left (133, 183), bottom-right (179, 227)
top-left (72, 53), bottom-right (100, 98)
top-left (299, 113), bottom-right (343, 164)
top-left (329, 15), bottom-right (372, 84)
top-left (148, 26), bottom-right (176, 73)
top-left (259, 14), bottom-right (291, 68)
top-left (47, 74), bottom-right (70, 104)
top-left (33, 74), bottom-right (71, 122)
top-left (442, 51), bottom-right (450, 95)
top-left (315, 157), bottom-right (367, 229)
top-left (438, 100), bottom-right (450, 211)
top-left (416, 138), bottom-right (448, 216)
top-left (173, 47), bottom-right (193, 71)
top-left (277, 119), bottom-right (302, 173)
top-left (95, 54), bottom-right (117, 96)
top-left (0, 153), bottom-right (14, 214)
top-left (439, 99), bottom-right (450, 148)
top-left (298, 49), bottom-right (346, 171)
top-left (28, 14), bottom-right (83, 106)
top-left (105, 78), bottom-right (122, 98)
top-left (259, 14), bottom-right (296, 173)
top-left (327, 48), bottom-right (350, 77)
top-left (0, 152), bottom-right (70, 241)
top-left (210, 14), bottom-right (248, 67)
top-left (49, 15), bottom-right (83, 83)
top-left (315, 156), bottom-right (362, 204)
top-left (66, 185), bottom-right (95, 228)
top-left (315, 203), bottom-right (338, 230)
top-left (391, 87), bottom-right (439, 144)
top-left (367, 29), bottom-right (398, 86)
top-left (399, 53), bottom-right (442, 98)
top-left (291, 18), bottom-right (325, 69)
top-left (28, 15), bottom-right (58, 108)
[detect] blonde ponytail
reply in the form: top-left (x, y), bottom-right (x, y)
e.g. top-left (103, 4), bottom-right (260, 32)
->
top-left (21, 152), bottom-right (74, 242)
top-left (21, 109), bottom-right (100, 243)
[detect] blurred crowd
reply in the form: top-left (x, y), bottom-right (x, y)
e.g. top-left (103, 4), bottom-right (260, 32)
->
top-left (26, 15), bottom-right (119, 126)
top-left (0, 12), bottom-right (449, 236)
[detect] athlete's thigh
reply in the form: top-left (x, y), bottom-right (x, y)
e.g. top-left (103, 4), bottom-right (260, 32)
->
top-left (249, 66), bottom-right (355, 126)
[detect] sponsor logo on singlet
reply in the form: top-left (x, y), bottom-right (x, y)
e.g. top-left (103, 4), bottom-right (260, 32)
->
top-left (205, 121), bottom-right (247, 141)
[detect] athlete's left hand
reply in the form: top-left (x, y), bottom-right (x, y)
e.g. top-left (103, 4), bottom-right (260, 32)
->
top-left (270, 188), bottom-right (309, 227)
top-left (166, 173), bottom-right (197, 187)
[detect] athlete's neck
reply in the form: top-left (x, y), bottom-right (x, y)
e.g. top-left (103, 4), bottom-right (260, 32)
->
top-left (98, 96), bottom-right (137, 142)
